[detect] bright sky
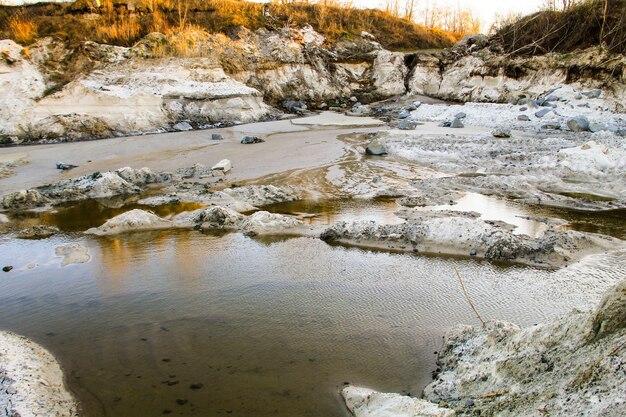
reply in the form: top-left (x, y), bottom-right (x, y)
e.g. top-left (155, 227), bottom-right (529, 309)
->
top-left (6, 0), bottom-right (547, 31)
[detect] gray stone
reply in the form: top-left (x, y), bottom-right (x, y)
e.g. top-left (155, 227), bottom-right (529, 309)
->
top-left (577, 102), bottom-right (591, 108)
top-left (567, 116), bottom-right (590, 132)
top-left (541, 123), bottom-right (561, 130)
top-left (582, 89), bottom-right (602, 99)
top-left (491, 128), bottom-right (511, 138)
top-left (349, 104), bottom-right (371, 116)
top-left (542, 101), bottom-right (557, 108)
top-left (454, 112), bottom-right (467, 119)
top-left (173, 121), bottom-right (193, 131)
top-left (546, 95), bottom-right (560, 102)
top-left (404, 103), bottom-right (418, 111)
top-left (517, 98), bottom-right (538, 109)
top-left (211, 133), bottom-right (224, 140)
top-left (574, 93), bottom-right (583, 100)
top-left (469, 249), bottom-right (477, 256)
top-left (56, 162), bottom-right (78, 170)
top-left (398, 110), bottom-right (411, 119)
top-left (535, 97), bottom-right (546, 106)
top-left (241, 136), bottom-right (265, 144)
top-left (366, 138), bottom-right (387, 155)
top-left (2, 266), bottom-right (12, 272)
top-left (518, 115), bottom-right (530, 121)
top-left (439, 121), bottom-right (452, 127)
top-left (397, 120), bottom-right (421, 130)
top-left (535, 109), bottom-right (552, 118)
top-left (450, 118), bottom-right (464, 128)
top-left (519, 107), bottom-right (527, 111)
top-left (283, 100), bottom-right (307, 114)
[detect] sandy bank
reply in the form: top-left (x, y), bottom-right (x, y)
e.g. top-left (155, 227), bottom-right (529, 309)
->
top-left (0, 331), bottom-right (78, 417)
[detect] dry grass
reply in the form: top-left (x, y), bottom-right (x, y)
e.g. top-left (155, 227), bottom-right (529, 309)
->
top-left (492, 0), bottom-right (626, 56)
top-left (8, 15), bottom-right (38, 44)
top-left (0, 0), bottom-right (455, 51)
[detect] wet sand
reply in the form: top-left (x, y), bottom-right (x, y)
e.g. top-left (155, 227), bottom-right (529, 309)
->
top-left (0, 113), bottom-right (386, 195)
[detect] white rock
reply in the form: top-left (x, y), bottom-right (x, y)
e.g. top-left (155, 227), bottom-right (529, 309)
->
top-left (55, 243), bottom-right (91, 266)
top-left (342, 386), bottom-right (454, 417)
top-left (0, 213), bottom-right (9, 223)
top-left (86, 209), bottom-right (171, 235)
top-left (211, 159), bottom-right (232, 173)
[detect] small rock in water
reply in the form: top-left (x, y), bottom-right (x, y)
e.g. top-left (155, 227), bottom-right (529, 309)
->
top-left (582, 89), bottom-right (602, 99)
top-left (240, 136), bottom-right (265, 144)
top-left (567, 116), bottom-right (590, 132)
top-left (454, 112), bottom-right (467, 119)
top-left (173, 121), bottom-right (193, 131)
top-left (450, 117), bottom-right (464, 128)
top-left (2, 266), bottom-right (13, 272)
top-left (398, 110), bottom-right (410, 119)
top-left (469, 249), bottom-right (477, 256)
top-left (397, 120), bottom-right (420, 130)
top-left (491, 128), bottom-right (511, 138)
top-left (535, 109), bottom-right (552, 118)
top-left (56, 162), bottom-right (78, 170)
top-left (366, 138), bottom-right (387, 155)
top-left (211, 133), bottom-right (224, 140)
top-left (518, 115), bottom-right (530, 121)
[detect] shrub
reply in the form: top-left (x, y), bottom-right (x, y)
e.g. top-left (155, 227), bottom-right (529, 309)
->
top-left (8, 16), bottom-right (38, 44)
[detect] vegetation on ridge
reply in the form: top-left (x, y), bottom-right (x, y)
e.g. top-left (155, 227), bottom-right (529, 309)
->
top-left (0, 0), bottom-right (456, 51)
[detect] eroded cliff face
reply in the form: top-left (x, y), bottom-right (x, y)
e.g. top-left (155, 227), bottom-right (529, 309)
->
top-left (0, 26), bottom-right (408, 142)
top-left (407, 40), bottom-right (626, 112)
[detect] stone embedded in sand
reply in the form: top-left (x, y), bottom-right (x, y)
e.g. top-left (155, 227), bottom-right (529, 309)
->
top-left (398, 110), bottom-right (411, 119)
top-left (517, 115), bottom-right (530, 121)
top-left (241, 136), bottom-right (265, 144)
top-left (211, 133), bottom-right (224, 140)
top-left (491, 128), bottom-right (511, 138)
top-left (366, 138), bottom-right (387, 155)
top-left (567, 115), bottom-right (590, 132)
top-left (55, 243), bottom-right (91, 267)
top-left (342, 386), bottom-right (454, 417)
top-left (450, 117), bottom-right (464, 128)
top-left (397, 120), bottom-right (420, 130)
top-left (211, 159), bottom-right (232, 173)
top-left (173, 121), bottom-right (193, 131)
top-left (535, 108), bottom-right (552, 118)
top-left (86, 209), bottom-right (172, 235)
top-left (582, 89), bottom-right (602, 98)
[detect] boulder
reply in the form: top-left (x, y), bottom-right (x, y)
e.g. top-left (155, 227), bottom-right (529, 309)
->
top-left (173, 121), bottom-right (193, 131)
top-left (567, 116), bottom-right (590, 132)
top-left (592, 279), bottom-right (626, 339)
top-left (283, 100), bottom-right (307, 114)
top-left (398, 110), bottom-right (410, 119)
top-left (241, 136), bottom-right (265, 144)
top-left (454, 112), bottom-right (466, 119)
top-left (397, 120), bottom-right (420, 130)
top-left (365, 138), bottom-right (386, 155)
top-left (491, 128), bottom-right (511, 138)
top-left (450, 117), bottom-right (464, 128)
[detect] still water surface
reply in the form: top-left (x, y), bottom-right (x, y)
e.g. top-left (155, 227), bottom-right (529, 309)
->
top-left (1, 226), bottom-right (625, 417)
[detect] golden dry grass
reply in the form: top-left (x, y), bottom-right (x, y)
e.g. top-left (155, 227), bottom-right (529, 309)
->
top-left (8, 16), bottom-right (38, 44)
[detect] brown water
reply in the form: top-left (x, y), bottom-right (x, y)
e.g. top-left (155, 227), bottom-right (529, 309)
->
top-left (0, 197), bottom-right (625, 417)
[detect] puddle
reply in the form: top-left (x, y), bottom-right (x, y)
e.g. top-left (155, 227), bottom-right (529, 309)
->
top-left (261, 197), bottom-right (404, 226)
top-left (416, 193), bottom-right (550, 237)
top-left (1, 232), bottom-right (624, 417)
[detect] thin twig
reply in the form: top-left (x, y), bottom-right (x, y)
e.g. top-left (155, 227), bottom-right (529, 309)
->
top-left (454, 266), bottom-right (485, 327)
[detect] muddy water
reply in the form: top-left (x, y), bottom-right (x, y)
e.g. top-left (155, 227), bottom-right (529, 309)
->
top-left (1, 219), bottom-right (625, 417)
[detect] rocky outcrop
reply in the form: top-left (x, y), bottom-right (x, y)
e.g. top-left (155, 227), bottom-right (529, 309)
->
top-left (422, 279), bottom-right (626, 417)
top-left (0, 331), bottom-right (78, 417)
top-left (407, 46), bottom-right (626, 112)
top-left (320, 211), bottom-right (623, 268)
top-left (86, 209), bottom-right (172, 235)
top-left (342, 386), bottom-right (454, 417)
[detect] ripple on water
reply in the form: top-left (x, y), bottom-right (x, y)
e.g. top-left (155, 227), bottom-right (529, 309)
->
top-left (0, 232), bottom-right (624, 417)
